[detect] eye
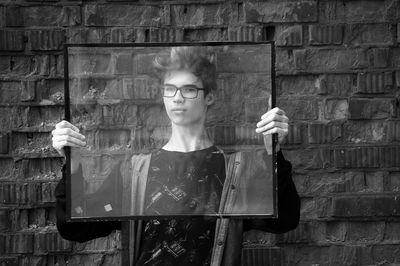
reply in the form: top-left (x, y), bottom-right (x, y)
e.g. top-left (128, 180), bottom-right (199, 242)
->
top-left (181, 86), bottom-right (197, 93)
top-left (163, 85), bottom-right (176, 92)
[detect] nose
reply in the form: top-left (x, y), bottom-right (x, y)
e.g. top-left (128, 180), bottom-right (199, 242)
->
top-left (173, 88), bottom-right (185, 102)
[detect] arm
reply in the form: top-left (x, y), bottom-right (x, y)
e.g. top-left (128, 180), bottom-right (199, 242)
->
top-left (243, 150), bottom-right (300, 233)
top-left (55, 165), bottom-right (121, 243)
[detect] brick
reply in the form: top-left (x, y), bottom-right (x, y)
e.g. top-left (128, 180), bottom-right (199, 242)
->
top-left (384, 171), bottom-right (400, 192)
top-left (217, 74), bottom-right (270, 100)
top-left (300, 197), bottom-right (331, 219)
top-left (228, 26), bottom-right (263, 42)
top-left (328, 221), bottom-right (385, 243)
top-left (67, 28), bottom-right (111, 43)
top-left (115, 54), bottom-right (133, 75)
top-left (37, 78), bottom-right (65, 104)
top-left (184, 28), bottom-right (226, 42)
top-left (171, 4), bottom-right (235, 27)
top-left (0, 133), bottom-right (9, 154)
top-left (34, 232), bottom-right (72, 254)
top-left (243, 230), bottom-right (276, 245)
top-left (384, 222), bottom-right (400, 241)
top-left (84, 4), bottom-right (163, 27)
top-left (348, 98), bottom-right (395, 119)
top-left (368, 48), bottom-right (390, 68)
top-left (318, 1), bottom-right (345, 23)
top-left (0, 56), bottom-right (11, 74)
top-left (284, 123), bottom-right (304, 145)
top-left (318, 74), bottom-right (357, 96)
top-left (69, 53), bottom-right (112, 75)
top-left (381, 146), bottom-right (400, 167)
top-left (102, 103), bottom-right (138, 126)
top-left (11, 132), bottom-right (52, 154)
top-left (308, 122), bottom-right (342, 144)
top-left (343, 121), bottom-right (389, 143)
top-left (21, 80), bottom-right (36, 102)
top-left (275, 49), bottom-right (296, 74)
top-left (285, 148), bottom-right (329, 170)
top-left (111, 28), bottom-right (137, 43)
top-left (27, 106), bottom-right (64, 127)
top-left (387, 121), bottom-right (400, 142)
top-left (133, 53), bottom-right (160, 75)
top-left (148, 28), bottom-right (184, 43)
top-left (356, 72), bottom-right (393, 94)
top-left (29, 30), bottom-right (65, 51)
top-left (344, 0), bottom-right (399, 23)
top-left (279, 98), bottom-right (318, 120)
top-left (216, 47), bottom-right (272, 73)
top-left (87, 129), bottom-right (130, 150)
top-left (139, 105), bottom-right (170, 127)
top-left (294, 171), bottom-right (384, 196)
top-left (275, 25), bottom-right (303, 47)
top-left (334, 146), bottom-right (382, 168)
top-left (241, 247), bottom-right (281, 266)
top-left (324, 99), bottom-right (348, 120)
top-left (10, 56), bottom-right (32, 76)
top-left (0, 81), bottom-right (20, 103)
top-left (5, 233), bottom-right (34, 253)
top-left (331, 195), bottom-right (400, 217)
top-left (284, 245), bottom-right (359, 265)
top-left (243, 1), bottom-right (317, 23)
top-left (14, 157), bottom-right (61, 179)
top-left (27, 6), bottom-right (80, 27)
top-left (73, 232), bottom-right (119, 252)
top-left (360, 244), bottom-right (400, 265)
top-left (276, 222), bottom-right (309, 244)
top-left (309, 25), bottom-right (343, 45)
top-left (0, 159), bottom-right (13, 178)
top-left (345, 24), bottom-right (394, 46)
top-left (294, 48), bottom-right (368, 72)
top-left (0, 209), bottom-right (9, 231)
top-left (0, 6), bottom-right (4, 27)
top-left (0, 30), bottom-right (24, 51)
top-left (6, 6), bottom-right (23, 27)
top-left (0, 257), bottom-right (18, 265)
top-left (244, 97), bottom-right (269, 122)
top-left (49, 55), bottom-right (63, 77)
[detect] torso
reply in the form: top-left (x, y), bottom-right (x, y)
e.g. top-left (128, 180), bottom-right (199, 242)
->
top-left (136, 146), bottom-right (225, 266)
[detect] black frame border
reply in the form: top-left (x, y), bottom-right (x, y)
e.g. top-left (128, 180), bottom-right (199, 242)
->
top-left (64, 41), bottom-right (278, 222)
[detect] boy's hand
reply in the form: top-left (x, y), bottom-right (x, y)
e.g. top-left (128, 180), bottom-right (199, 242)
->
top-left (52, 120), bottom-right (86, 173)
top-left (256, 107), bottom-right (289, 153)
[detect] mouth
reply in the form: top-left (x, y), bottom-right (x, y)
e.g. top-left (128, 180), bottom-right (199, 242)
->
top-left (171, 108), bottom-right (187, 112)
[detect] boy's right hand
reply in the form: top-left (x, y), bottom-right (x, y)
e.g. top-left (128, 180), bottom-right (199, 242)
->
top-left (52, 120), bottom-right (86, 173)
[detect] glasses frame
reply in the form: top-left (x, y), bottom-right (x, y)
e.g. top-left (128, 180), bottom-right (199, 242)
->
top-left (162, 84), bottom-right (205, 99)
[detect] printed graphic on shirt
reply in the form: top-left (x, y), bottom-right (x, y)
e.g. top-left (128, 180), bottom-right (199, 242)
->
top-left (137, 146), bottom-right (225, 266)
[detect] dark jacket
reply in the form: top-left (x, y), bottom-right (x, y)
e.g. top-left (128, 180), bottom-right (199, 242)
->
top-left (55, 150), bottom-right (300, 266)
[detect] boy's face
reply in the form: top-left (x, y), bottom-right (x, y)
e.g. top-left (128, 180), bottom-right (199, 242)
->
top-left (163, 70), bottom-right (213, 127)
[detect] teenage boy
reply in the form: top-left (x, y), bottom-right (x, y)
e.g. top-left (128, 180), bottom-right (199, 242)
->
top-left (53, 47), bottom-right (300, 266)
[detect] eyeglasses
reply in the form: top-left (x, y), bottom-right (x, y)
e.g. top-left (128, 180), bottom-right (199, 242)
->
top-left (163, 84), bottom-right (205, 99)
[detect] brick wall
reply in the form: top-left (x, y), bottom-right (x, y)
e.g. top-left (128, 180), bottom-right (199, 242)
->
top-left (0, 1), bottom-right (399, 265)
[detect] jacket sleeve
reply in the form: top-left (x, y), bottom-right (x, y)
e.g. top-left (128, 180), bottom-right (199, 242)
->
top-left (243, 150), bottom-right (300, 234)
top-left (55, 164), bottom-right (122, 243)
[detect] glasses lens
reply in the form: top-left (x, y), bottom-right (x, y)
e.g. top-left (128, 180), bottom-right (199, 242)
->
top-left (163, 85), bottom-right (177, 97)
top-left (180, 85), bottom-right (198, 98)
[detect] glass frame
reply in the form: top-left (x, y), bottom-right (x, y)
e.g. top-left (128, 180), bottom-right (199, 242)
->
top-left (64, 41), bottom-right (278, 222)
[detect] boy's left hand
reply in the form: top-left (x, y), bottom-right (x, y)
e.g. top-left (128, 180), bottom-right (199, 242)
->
top-left (256, 107), bottom-right (289, 148)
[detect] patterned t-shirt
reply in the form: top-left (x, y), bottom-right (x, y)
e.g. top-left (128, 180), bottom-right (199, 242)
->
top-left (136, 146), bottom-right (226, 266)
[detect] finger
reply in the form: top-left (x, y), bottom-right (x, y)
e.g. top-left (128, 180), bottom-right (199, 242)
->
top-left (256, 121), bottom-right (288, 134)
top-left (256, 114), bottom-right (289, 128)
top-left (55, 120), bottom-right (80, 132)
top-left (52, 135), bottom-right (86, 148)
top-left (262, 127), bottom-right (288, 136)
top-left (52, 128), bottom-right (86, 141)
top-left (261, 107), bottom-right (286, 120)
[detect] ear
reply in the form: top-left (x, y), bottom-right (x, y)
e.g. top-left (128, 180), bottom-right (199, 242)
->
top-left (205, 92), bottom-right (215, 106)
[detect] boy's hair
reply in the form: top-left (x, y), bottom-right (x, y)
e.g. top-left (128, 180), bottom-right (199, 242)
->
top-left (153, 46), bottom-right (217, 96)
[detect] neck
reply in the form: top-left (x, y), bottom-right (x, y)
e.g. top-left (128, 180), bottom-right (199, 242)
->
top-left (163, 123), bottom-right (213, 152)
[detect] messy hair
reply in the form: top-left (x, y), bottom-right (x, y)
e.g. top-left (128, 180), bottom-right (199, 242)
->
top-left (153, 46), bottom-right (217, 96)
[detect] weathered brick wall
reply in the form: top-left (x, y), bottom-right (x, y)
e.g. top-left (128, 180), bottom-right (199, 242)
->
top-left (0, 1), bottom-right (399, 265)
